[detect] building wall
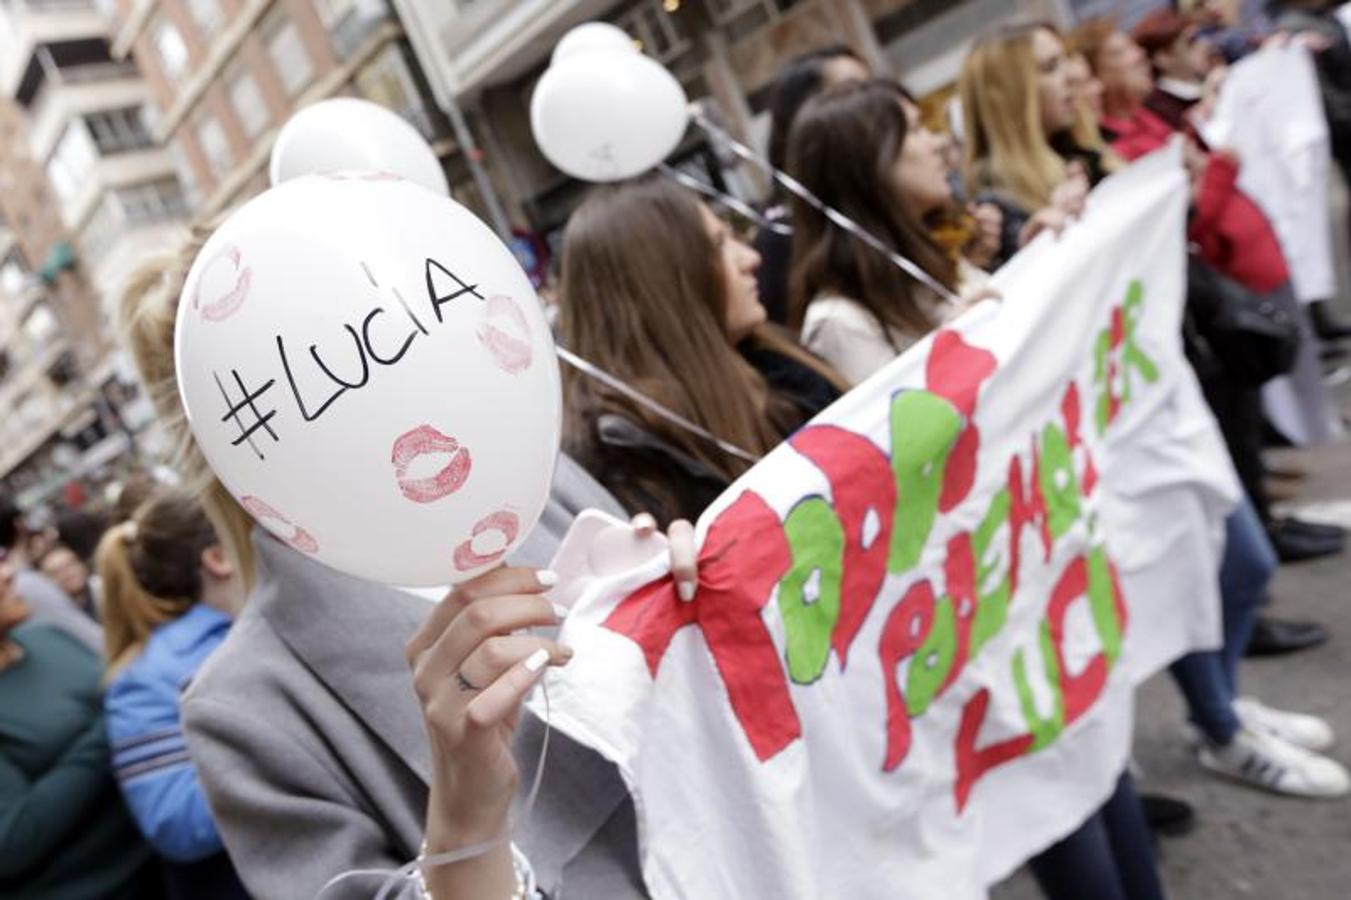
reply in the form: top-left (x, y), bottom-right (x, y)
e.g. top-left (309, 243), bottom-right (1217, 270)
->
top-left (113, 0), bottom-right (448, 221)
top-left (0, 100), bottom-right (70, 269)
top-left (0, 96), bottom-right (116, 492)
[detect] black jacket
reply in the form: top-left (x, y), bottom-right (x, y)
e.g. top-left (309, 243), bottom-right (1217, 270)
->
top-left (569, 348), bottom-right (842, 527)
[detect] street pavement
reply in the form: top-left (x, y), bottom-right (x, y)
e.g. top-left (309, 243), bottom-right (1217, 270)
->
top-left (994, 391), bottom-right (1351, 900)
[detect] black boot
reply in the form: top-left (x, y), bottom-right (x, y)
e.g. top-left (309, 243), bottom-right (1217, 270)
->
top-left (1278, 516), bottom-right (1347, 541)
top-left (1267, 518), bottom-right (1345, 563)
top-left (1140, 793), bottom-right (1196, 837)
top-left (1246, 616), bottom-right (1329, 657)
top-left (1310, 300), bottom-right (1351, 341)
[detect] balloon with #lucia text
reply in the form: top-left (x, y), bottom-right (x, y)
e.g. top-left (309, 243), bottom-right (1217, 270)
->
top-left (174, 173), bottom-right (561, 586)
top-left (530, 45), bottom-right (689, 182)
top-left (269, 97), bottom-right (452, 197)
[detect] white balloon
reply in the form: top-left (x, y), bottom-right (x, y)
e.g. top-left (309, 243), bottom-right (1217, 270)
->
top-left (175, 174), bottom-right (561, 586)
top-left (269, 98), bottom-right (451, 197)
top-left (551, 22), bottom-right (636, 64)
top-left (531, 49), bottom-right (688, 183)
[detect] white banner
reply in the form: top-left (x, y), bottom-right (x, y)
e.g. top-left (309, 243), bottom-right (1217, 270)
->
top-left (533, 145), bottom-right (1239, 899)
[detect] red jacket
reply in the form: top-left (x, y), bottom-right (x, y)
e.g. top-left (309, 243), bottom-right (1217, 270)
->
top-left (1102, 106), bottom-right (1290, 294)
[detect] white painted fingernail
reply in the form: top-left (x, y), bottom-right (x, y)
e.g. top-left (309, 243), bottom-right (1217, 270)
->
top-left (678, 581), bottom-right (696, 602)
top-left (536, 569), bottom-right (559, 587)
top-left (524, 648), bottom-right (549, 673)
top-left (634, 513), bottom-right (657, 530)
top-left (553, 603), bottom-right (570, 621)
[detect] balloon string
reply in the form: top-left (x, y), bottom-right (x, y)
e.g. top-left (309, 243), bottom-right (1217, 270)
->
top-left (317, 681), bottom-right (554, 899)
top-left (687, 104), bottom-right (964, 306)
top-left (555, 346), bottom-right (760, 465)
top-left (658, 164), bottom-right (793, 236)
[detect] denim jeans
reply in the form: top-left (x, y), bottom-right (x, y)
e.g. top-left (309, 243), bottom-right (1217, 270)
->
top-left (1029, 771), bottom-right (1166, 900)
top-left (1168, 497), bottom-right (1276, 744)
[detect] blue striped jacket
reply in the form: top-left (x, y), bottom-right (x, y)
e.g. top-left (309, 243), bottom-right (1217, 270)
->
top-left (105, 604), bottom-right (232, 863)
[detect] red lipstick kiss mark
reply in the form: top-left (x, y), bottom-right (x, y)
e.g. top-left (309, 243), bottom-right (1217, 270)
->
top-left (240, 495), bottom-right (319, 555)
top-left (453, 509), bottom-right (521, 571)
top-left (193, 244), bottom-right (252, 322)
top-left (476, 295), bottom-right (533, 374)
top-left (391, 424), bottom-right (472, 503)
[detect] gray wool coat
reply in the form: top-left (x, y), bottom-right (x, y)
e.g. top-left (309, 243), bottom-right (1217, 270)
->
top-left (181, 455), bottom-right (647, 900)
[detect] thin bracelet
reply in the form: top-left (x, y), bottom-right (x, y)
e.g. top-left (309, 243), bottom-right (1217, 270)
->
top-left (510, 843), bottom-right (539, 899)
top-left (413, 842), bottom-right (537, 899)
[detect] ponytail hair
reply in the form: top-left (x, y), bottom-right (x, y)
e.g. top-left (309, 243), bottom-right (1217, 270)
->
top-left (97, 487), bottom-right (218, 679)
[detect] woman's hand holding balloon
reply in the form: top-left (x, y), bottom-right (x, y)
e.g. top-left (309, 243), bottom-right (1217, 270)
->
top-left (406, 566), bottom-right (572, 897)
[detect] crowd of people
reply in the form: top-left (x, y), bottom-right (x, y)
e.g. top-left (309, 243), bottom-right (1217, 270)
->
top-left (3, 1), bottom-right (1351, 898)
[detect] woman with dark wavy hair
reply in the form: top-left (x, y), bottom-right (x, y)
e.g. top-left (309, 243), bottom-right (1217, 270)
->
top-left (787, 78), bottom-right (995, 384)
top-left (755, 45), bottom-right (870, 325)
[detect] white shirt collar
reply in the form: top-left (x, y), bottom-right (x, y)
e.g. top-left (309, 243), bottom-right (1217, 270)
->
top-left (1157, 77), bottom-right (1204, 102)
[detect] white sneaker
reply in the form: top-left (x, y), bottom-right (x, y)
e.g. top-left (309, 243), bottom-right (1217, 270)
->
top-left (1235, 697), bottom-right (1336, 752)
top-left (1199, 728), bottom-right (1350, 798)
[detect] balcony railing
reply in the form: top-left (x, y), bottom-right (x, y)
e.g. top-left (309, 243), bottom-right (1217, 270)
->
top-left (26, 58), bottom-right (141, 126)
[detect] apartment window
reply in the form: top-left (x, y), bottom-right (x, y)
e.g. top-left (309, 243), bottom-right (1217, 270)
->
top-left (185, 0), bottom-right (225, 40)
top-left (84, 106), bottom-right (152, 155)
top-left (229, 68), bottom-right (270, 139)
top-left (153, 18), bottom-right (189, 81)
top-left (46, 122), bottom-right (98, 204)
top-left (118, 177), bottom-right (188, 225)
top-left (195, 115), bottom-right (233, 180)
top-left (168, 141), bottom-right (202, 208)
top-left (1, 249), bottom-right (29, 295)
top-left (620, 4), bottom-right (691, 62)
top-left (313, 0), bottom-right (358, 27)
top-left (78, 193), bottom-right (120, 264)
top-left (266, 13), bottom-right (315, 97)
top-left (23, 305), bottom-right (57, 343)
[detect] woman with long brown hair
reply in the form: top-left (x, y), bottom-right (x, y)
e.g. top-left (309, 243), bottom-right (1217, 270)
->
top-left (786, 78), bottom-right (995, 384)
top-left (561, 174), bottom-right (848, 527)
top-left (786, 75), bottom-right (1169, 900)
top-left (755, 44), bottom-right (871, 324)
top-left (97, 487), bottom-right (249, 899)
top-left (960, 23), bottom-right (1099, 265)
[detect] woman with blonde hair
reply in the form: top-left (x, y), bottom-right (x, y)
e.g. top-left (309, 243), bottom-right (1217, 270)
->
top-left (118, 214), bottom-right (692, 897)
top-left (960, 22), bottom-right (1101, 266)
top-left (97, 486), bottom-right (248, 899)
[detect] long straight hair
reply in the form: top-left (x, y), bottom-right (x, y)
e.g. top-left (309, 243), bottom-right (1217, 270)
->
top-left (961, 22), bottom-right (1071, 211)
top-left (786, 78), bottom-right (959, 339)
top-left (97, 488), bottom-right (218, 679)
top-left (560, 176), bottom-right (837, 481)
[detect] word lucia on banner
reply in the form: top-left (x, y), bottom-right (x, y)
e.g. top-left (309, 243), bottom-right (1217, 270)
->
top-left (602, 278), bottom-right (1160, 812)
